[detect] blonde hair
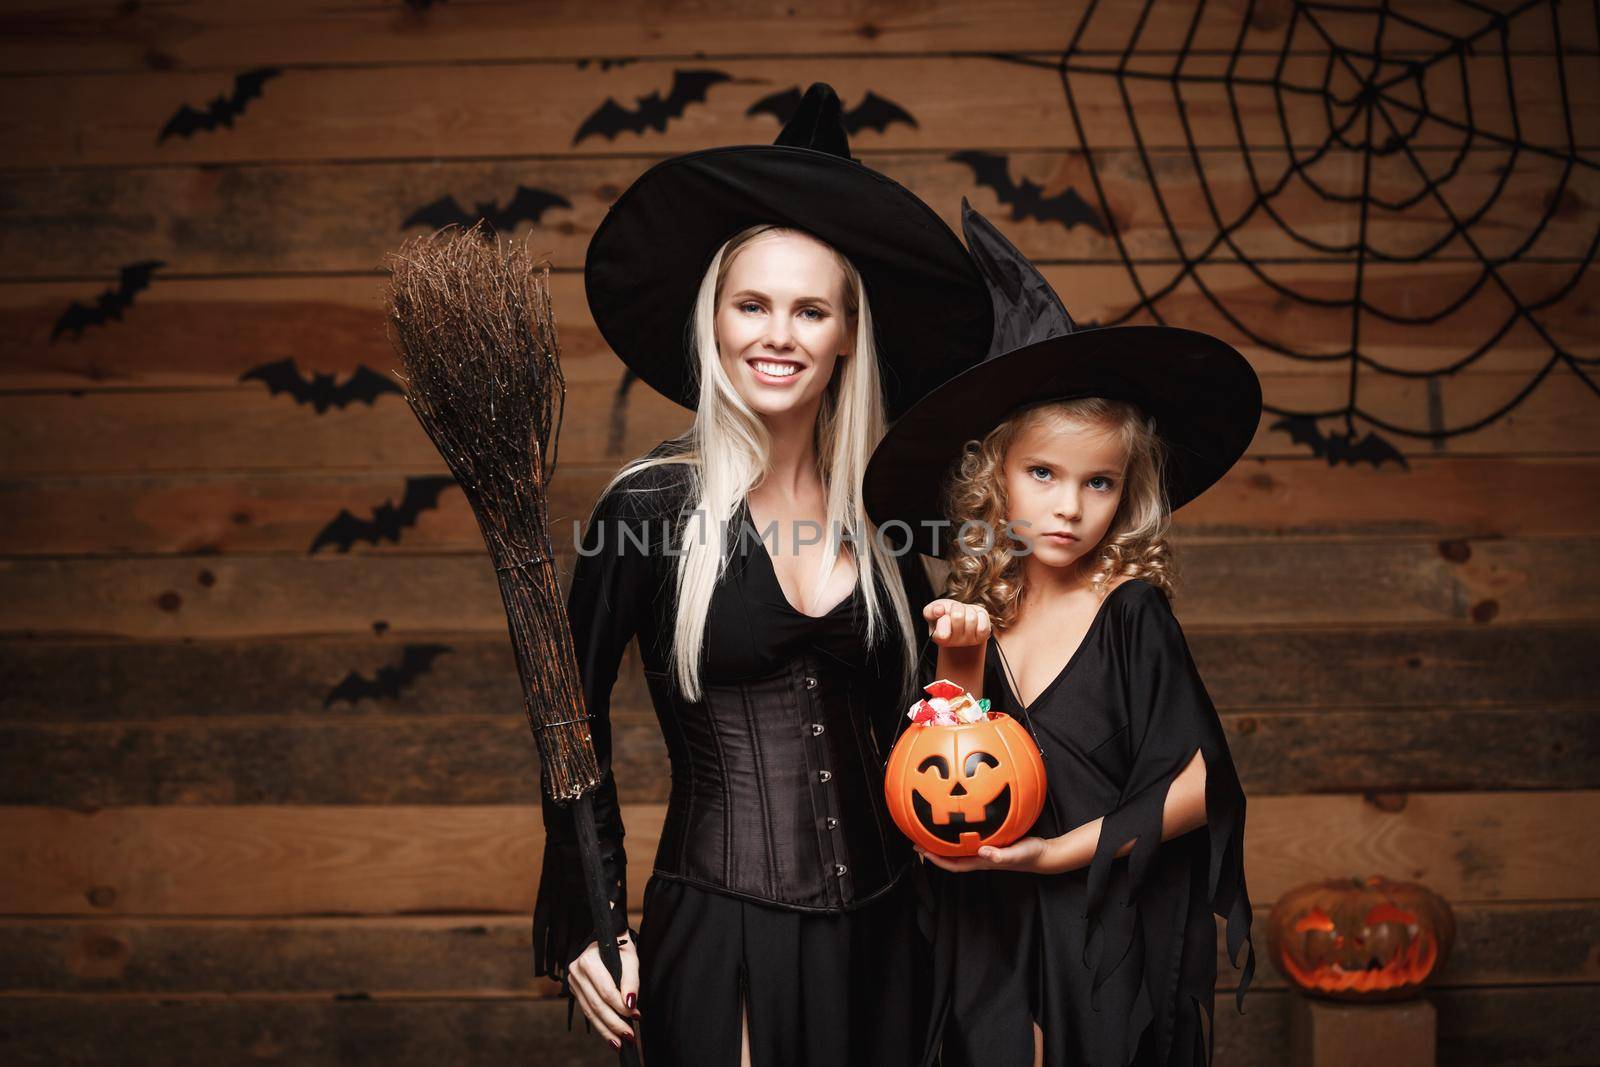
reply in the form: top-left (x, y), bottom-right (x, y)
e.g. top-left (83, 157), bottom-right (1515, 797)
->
top-left (600, 225), bottom-right (918, 699)
top-left (943, 397), bottom-right (1173, 628)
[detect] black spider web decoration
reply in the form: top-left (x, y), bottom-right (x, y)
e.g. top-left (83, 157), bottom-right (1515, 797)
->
top-left (1018, 0), bottom-right (1599, 464)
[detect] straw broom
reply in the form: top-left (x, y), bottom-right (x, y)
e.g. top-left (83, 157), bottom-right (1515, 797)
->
top-left (385, 224), bottom-right (636, 1062)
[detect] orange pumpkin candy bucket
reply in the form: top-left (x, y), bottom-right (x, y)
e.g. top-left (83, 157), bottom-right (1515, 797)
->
top-left (884, 679), bottom-right (1047, 857)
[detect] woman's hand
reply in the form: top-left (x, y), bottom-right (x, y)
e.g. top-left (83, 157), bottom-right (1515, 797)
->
top-left (915, 837), bottom-right (1071, 875)
top-left (923, 598), bottom-right (991, 648)
top-left (568, 933), bottom-right (641, 1049)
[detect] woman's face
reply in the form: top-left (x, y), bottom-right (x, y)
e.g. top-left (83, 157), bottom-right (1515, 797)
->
top-left (716, 231), bottom-right (852, 421)
top-left (1001, 414), bottom-right (1128, 572)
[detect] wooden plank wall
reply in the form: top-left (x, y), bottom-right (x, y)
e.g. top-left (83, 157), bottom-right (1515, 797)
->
top-left (2, 1), bottom-right (1598, 1063)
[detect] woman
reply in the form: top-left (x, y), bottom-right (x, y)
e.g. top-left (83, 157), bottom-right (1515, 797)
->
top-left (532, 85), bottom-right (994, 1065)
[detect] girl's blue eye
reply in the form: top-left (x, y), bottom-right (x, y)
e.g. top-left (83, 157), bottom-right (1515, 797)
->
top-left (1028, 466), bottom-right (1052, 481)
top-left (1088, 476), bottom-right (1114, 491)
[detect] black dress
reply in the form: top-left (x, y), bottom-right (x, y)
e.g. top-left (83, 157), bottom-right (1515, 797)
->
top-left (923, 580), bottom-right (1255, 1067)
top-left (533, 458), bottom-right (936, 1066)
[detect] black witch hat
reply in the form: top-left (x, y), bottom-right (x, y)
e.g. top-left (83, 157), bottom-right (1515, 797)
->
top-left (863, 199), bottom-right (1262, 536)
top-left (584, 84), bottom-right (993, 420)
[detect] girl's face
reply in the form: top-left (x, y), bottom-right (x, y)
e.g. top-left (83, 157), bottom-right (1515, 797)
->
top-left (716, 231), bottom-right (852, 421)
top-left (1001, 413), bottom-right (1128, 572)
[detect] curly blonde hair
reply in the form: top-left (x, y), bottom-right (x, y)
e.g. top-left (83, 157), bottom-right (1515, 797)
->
top-left (942, 397), bottom-right (1174, 627)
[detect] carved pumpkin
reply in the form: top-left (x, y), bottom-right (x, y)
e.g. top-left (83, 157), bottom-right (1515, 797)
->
top-left (884, 713), bottom-right (1046, 857)
top-left (1266, 875), bottom-right (1455, 1000)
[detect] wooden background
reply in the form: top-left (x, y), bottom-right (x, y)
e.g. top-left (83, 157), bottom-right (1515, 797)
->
top-left (2, 1), bottom-right (1597, 1063)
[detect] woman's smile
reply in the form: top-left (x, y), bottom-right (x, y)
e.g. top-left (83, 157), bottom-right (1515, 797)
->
top-left (747, 356), bottom-right (807, 384)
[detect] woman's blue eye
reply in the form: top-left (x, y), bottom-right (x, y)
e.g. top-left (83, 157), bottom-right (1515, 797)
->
top-left (739, 301), bottom-right (762, 314)
top-left (800, 307), bottom-right (824, 321)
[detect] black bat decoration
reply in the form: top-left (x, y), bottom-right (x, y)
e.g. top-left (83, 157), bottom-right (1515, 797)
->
top-left (158, 67), bottom-right (281, 142)
top-left (747, 87), bottom-right (919, 136)
top-left (310, 475), bottom-right (457, 554)
top-left (951, 150), bottom-right (1109, 234)
top-left (1270, 415), bottom-right (1411, 469)
top-left (572, 68), bottom-right (733, 144)
top-left (606, 368), bottom-right (639, 458)
top-left (240, 359), bottom-right (403, 414)
top-left (402, 185), bottom-right (571, 233)
top-left (323, 643), bottom-right (453, 708)
top-left (51, 260), bottom-right (165, 341)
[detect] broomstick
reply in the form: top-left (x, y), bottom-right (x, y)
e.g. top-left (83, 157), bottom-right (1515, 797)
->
top-left (385, 224), bottom-right (637, 1064)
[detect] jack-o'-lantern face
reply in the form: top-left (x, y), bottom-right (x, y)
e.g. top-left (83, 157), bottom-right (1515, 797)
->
top-left (884, 714), bottom-right (1046, 857)
top-left (1267, 876), bottom-right (1456, 1001)
top-left (911, 750), bottom-right (1013, 844)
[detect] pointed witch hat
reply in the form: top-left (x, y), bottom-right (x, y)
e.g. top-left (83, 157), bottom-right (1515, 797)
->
top-left (584, 84), bottom-right (993, 420)
top-left (863, 199), bottom-right (1261, 537)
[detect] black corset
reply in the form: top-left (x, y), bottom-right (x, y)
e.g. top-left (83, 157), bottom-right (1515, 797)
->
top-left (643, 651), bottom-right (911, 910)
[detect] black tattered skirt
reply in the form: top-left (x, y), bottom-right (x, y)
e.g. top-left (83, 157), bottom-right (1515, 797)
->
top-left (926, 834), bottom-right (1220, 1067)
top-left (636, 872), bottom-right (930, 1067)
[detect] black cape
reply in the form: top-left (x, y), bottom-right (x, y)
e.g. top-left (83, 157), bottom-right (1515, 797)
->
top-left (923, 580), bottom-right (1255, 1067)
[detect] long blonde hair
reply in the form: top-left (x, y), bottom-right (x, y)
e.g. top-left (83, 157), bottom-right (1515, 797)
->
top-left (943, 397), bottom-right (1174, 628)
top-left (600, 225), bottom-right (918, 699)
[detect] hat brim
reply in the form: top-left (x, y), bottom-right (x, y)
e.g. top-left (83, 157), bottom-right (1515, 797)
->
top-left (585, 145), bottom-right (992, 420)
top-left (862, 326), bottom-right (1263, 543)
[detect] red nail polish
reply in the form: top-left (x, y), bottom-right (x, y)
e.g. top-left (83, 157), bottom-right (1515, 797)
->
top-left (610, 1038), bottom-right (621, 1050)
top-left (626, 993), bottom-right (637, 1010)
top-left (621, 1030), bottom-right (636, 1044)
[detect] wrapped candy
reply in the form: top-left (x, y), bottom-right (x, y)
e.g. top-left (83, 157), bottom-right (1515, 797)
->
top-left (906, 679), bottom-right (992, 726)
top-left (947, 691), bottom-right (987, 724)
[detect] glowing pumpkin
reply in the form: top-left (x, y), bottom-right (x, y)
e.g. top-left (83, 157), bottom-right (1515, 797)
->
top-left (1266, 875), bottom-right (1455, 1000)
top-left (884, 713), bottom-right (1046, 857)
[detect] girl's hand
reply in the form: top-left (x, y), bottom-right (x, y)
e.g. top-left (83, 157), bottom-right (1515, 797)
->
top-left (923, 598), bottom-right (991, 648)
top-left (568, 933), bottom-right (641, 1049)
top-left (915, 836), bottom-right (1068, 875)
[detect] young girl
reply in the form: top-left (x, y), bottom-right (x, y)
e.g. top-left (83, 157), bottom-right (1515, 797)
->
top-left (534, 86), bottom-right (992, 1065)
top-left (862, 201), bottom-right (1260, 1067)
